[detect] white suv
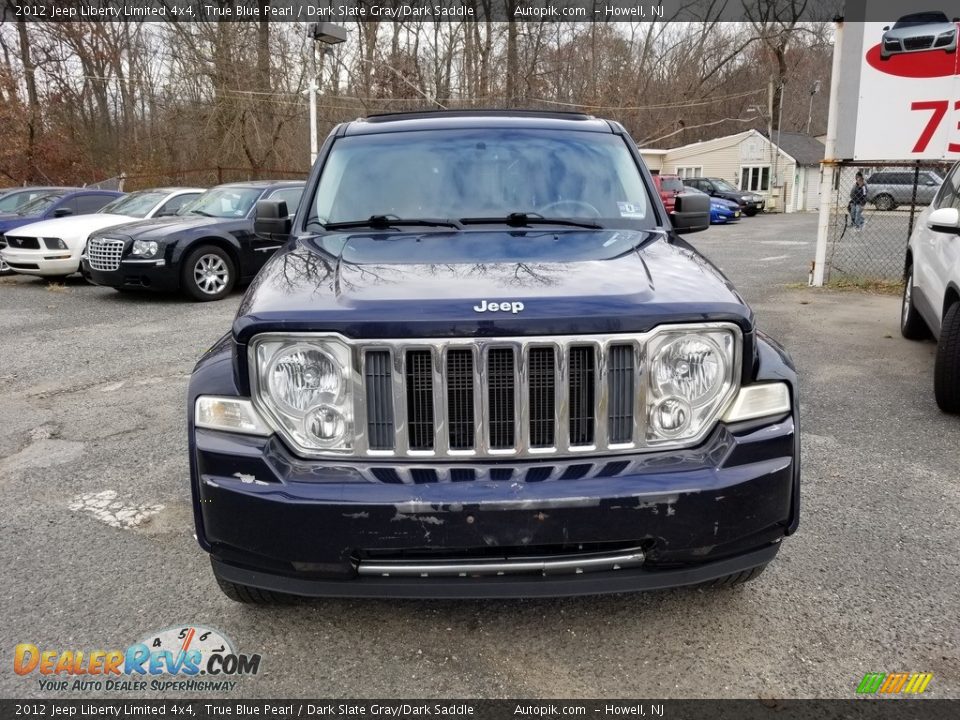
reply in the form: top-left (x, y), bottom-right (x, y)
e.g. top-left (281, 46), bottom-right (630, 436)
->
top-left (901, 161), bottom-right (960, 412)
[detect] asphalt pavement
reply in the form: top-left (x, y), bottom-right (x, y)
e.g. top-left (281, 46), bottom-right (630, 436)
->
top-left (1, 213), bottom-right (957, 699)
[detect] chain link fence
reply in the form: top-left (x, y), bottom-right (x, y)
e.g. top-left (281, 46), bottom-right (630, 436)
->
top-left (822, 161), bottom-right (953, 281)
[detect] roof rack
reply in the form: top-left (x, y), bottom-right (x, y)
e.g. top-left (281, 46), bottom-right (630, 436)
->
top-left (362, 109), bottom-right (594, 123)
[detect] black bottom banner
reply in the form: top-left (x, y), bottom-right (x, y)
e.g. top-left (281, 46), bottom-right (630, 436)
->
top-left (3, 699), bottom-right (959, 720)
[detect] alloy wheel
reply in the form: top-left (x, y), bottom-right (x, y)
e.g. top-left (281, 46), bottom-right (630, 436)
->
top-left (193, 253), bottom-right (229, 295)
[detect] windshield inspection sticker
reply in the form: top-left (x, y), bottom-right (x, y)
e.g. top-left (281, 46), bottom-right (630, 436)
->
top-left (617, 201), bottom-right (644, 218)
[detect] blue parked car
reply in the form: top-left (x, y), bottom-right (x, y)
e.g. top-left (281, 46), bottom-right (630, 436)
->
top-left (0, 188), bottom-right (124, 236)
top-left (710, 196), bottom-right (742, 224)
top-left (0, 186), bottom-right (70, 215)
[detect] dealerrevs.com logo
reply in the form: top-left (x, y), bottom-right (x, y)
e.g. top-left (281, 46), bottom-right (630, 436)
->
top-left (14, 625), bottom-right (261, 693)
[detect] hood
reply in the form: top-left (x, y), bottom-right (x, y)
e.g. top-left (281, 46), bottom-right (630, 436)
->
top-left (7, 213), bottom-right (136, 241)
top-left (97, 214), bottom-right (249, 240)
top-left (234, 228), bottom-right (751, 341)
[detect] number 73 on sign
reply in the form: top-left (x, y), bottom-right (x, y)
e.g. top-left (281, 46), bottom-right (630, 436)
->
top-left (912, 100), bottom-right (960, 153)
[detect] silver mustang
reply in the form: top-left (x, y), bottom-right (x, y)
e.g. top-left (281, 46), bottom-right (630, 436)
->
top-left (881, 12), bottom-right (958, 59)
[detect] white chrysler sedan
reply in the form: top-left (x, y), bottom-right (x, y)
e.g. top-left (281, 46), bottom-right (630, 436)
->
top-left (0, 187), bottom-right (203, 280)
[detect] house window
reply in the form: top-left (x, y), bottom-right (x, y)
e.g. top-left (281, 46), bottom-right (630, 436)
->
top-left (676, 166), bottom-right (702, 178)
top-left (741, 166), bottom-right (771, 192)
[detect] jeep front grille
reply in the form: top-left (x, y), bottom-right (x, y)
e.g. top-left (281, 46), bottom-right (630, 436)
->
top-left (358, 336), bottom-right (646, 459)
top-left (87, 238), bottom-right (125, 271)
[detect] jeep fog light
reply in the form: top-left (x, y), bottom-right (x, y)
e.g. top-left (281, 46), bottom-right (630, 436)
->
top-left (305, 405), bottom-right (347, 444)
top-left (195, 396), bottom-right (271, 436)
top-left (650, 397), bottom-right (691, 437)
top-left (722, 383), bottom-right (791, 423)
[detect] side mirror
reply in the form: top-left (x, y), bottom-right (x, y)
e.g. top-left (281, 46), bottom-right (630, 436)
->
top-left (882, 25), bottom-right (890, 31)
top-left (671, 193), bottom-right (711, 234)
top-left (53, 208), bottom-right (73, 217)
top-left (927, 207), bottom-right (960, 235)
top-left (254, 199), bottom-right (292, 237)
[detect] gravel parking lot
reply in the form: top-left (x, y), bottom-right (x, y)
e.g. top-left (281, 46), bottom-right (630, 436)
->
top-left (2, 213), bottom-right (958, 699)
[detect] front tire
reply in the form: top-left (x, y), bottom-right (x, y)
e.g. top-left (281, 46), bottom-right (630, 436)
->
top-left (182, 245), bottom-right (236, 302)
top-left (934, 302), bottom-right (960, 413)
top-left (874, 194), bottom-right (896, 211)
top-left (901, 264), bottom-right (930, 340)
top-left (744, 208), bottom-right (759, 217)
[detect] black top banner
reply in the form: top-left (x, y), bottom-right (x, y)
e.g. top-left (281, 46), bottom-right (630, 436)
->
top-left (3, 0), bottom-right (852, 24)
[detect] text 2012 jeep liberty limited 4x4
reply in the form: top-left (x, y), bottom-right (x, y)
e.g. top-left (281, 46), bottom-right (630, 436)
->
top-left (188, 111), bottom-right (800, 602)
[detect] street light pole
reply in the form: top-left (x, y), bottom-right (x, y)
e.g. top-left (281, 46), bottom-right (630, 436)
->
top-left (306, 22), bottom-right (347, 166)
top-left (806, 79), bottom-right (822, 135)
top-left (309, 42), bottom-right (318, 165)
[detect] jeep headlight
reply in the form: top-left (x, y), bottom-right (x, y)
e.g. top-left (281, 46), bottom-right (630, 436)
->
top-left (252, 337), bottom-right (354, 452)
top-left (646, 326), bottom-right (738, 444)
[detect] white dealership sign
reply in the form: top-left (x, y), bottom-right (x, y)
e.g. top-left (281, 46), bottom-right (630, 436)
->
top-left (836, 3), bottom-right (960, 160)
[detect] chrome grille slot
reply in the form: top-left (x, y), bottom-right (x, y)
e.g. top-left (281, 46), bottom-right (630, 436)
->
top-left (487, 348), bottom-right (516, 449)
top-left (528, 347), bottom-right (556, 448)
top-left (607, 344), bottom-right (634, 444)
top-left (405, 350), bottom-right (434, 450)
top-left (87, 238), bottom-right (125, 271)
top-left (446, 349), bottom-right (475, 450)
top-left (364, 350), bottom-right (394, 450)
top-left (568, 346), bottom-right (596, 446)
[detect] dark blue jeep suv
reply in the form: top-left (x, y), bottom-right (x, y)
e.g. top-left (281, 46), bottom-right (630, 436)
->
top-left (188, 111), bottom-right (799, 601)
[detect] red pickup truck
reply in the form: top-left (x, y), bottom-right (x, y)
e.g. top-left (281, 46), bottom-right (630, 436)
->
top-left (652, 174), bottom-right (685, 213)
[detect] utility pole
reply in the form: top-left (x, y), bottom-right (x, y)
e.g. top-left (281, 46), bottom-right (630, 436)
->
top-left (813, 20), bottom-right (845, 287)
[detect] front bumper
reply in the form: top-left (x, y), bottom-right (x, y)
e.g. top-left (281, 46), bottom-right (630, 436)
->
top-left (1, 248), bottom-right (80, 276)
top-left (82, 255), bottom-right (179, 292)
top-left (192, 412), bottom-right (797, 598)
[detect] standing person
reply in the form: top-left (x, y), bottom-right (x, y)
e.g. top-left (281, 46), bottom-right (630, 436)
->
top-left (849, 171), bottom-right (867, 231)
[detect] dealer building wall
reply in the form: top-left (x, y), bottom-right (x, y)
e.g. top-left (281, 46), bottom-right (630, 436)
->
top-left (641, 129), bottom-right (825, 213)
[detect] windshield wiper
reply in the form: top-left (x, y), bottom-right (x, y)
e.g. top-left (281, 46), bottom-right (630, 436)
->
top-left (460, 212), bottom-right (603, 230)
top-left (323, 215), bottom-right (462, 231)
top-left (190, 210), bottom-right (215, 217)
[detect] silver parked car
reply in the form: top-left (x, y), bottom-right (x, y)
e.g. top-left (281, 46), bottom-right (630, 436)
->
top-left (881, 12), bottom-right (958, 59)
top-left (867, 170), bottom-right (944, 211)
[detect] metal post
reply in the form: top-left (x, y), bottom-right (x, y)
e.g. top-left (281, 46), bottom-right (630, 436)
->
top-left (813, 19), bottom-right (845, 287)
top-left (774, 83), bottom-right (784, 202)
top-left (907, 161), bottom-right (921, 238)
top-left (309, 42), bottom-right (318, 166)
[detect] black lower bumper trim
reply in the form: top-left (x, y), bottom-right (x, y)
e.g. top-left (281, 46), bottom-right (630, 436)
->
top-left (211, 544), bottom-right (780, 599)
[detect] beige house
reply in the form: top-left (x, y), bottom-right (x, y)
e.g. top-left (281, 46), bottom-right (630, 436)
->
top-left (639, 129), bottom-right (825, 213)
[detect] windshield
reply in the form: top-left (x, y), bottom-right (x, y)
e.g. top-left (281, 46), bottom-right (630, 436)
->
top-left (98, 191), bottom-right (166, 218)
top-left (0, 190), bottom-right (51, 213)
top-left (894, 12), bottom-right (947, 27)
top-left (712, 179), bottom-right (739, 193)
top-left (185, 187), bottom-right (262, 218)
top-left (311, 129), bottom-right (653, 230)
top-left (16, 193), bottom-right (63, 215)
